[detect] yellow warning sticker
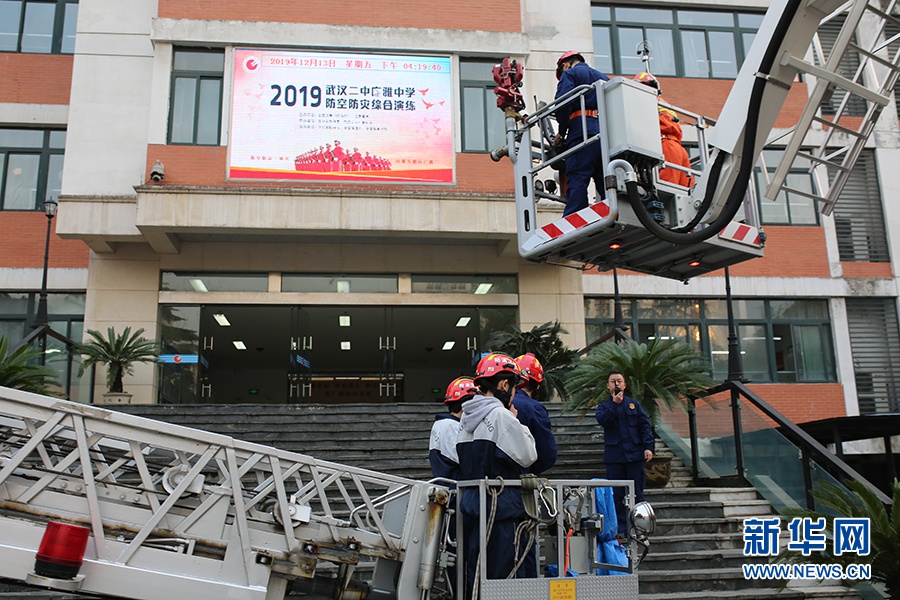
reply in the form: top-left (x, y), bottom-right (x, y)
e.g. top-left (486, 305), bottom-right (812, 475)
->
top-left (549, 579), bottom-right (576, 600)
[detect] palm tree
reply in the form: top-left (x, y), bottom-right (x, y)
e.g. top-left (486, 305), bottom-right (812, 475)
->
top-left (76, 327), bottom-right (158, 394)
top-left (483, 321), bottom-right (580, 401)
top-left (562, 337), bottom-right (715, 425)
top-left (0, 335), bottom-right (59, 394)
top-left (777, 479), bottom-right (900, 598)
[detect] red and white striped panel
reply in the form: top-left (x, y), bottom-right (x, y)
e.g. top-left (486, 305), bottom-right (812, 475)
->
top-left (719, 221), bottom-right (761, 247)
top-left (523, 201), bottom-right (614, 253)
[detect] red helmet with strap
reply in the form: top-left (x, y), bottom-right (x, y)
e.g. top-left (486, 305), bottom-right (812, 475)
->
top-left (474, 352), bottom-right (521, 382)
top-left (634, 72), bottom-right (661, 92)
top-left (445, 377), bottom-right (477, 404)
top-left (515, 353), bottom-right (544, 386)
top-left (556, 50), bottom-right (585, 80)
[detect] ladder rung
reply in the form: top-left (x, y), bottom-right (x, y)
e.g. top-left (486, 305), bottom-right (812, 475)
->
top-left (795, 151), bottom-right (852, 172)
top-left (781, 54), bottom-right (888, 106)
top-left (847, 42), bottom-right (900, 70)
top-left (863, 2), bottom-right (900, 30)
top-left (810, 115), bottom-right (867, 137)
top-left (779, 185), bottom-right (828, 204)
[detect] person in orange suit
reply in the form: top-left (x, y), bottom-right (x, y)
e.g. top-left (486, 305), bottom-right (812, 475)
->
top-left (634, 72), bottom-right (694, 188)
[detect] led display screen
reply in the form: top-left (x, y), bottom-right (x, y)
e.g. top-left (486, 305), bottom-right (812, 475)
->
top-left (229, 49), bottom-right (454, 183)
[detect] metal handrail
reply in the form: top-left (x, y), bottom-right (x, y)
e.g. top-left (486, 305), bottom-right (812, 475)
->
top-left (692, 379), bottom-right (892, 507)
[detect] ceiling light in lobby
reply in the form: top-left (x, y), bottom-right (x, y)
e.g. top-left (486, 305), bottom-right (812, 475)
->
top-left (233, 341), bottom-right (247, 350)
top-left (189, 278), bottom-right (208, 292)
top-left (456, 316), bottom-right (471, 327)
top-left (474, 283), bottom-right (492, 294)
top-left (213, 313), bottom-right (231, 326)
top-left (339, 315), bottom-right (351, 327)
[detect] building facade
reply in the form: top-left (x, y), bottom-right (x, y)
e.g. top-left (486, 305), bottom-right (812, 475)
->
top-left (1, 0), bottom-right (899, 435)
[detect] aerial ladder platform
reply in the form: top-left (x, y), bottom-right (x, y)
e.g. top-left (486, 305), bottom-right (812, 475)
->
top-left (0, 386), bottom-right (448, 600)
top-left (493, 0), bottom-right (900, 281)
top-left (0, 387), bottom-right (652, 600)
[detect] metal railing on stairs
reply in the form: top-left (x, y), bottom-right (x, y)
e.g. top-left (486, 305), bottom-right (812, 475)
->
top-left (655, 376), bottom-right (893, 514)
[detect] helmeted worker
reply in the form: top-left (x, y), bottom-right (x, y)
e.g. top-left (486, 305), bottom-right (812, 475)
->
top-left (553, 51), bottom-right (610, 216)
top-left (511, 352), bottom-right (557, 580)
top-left (457, 353), bottom-right (537, 594)
top-left (429, 376), bottom-right (477, 481)
top-left (634, 72), bottom-right (694, 188)
top-left (513, 353), bottom-right (557, 475)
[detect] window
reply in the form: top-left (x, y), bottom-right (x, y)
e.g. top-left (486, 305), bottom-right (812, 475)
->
top-left (831, 150), bottom-right (889, 262)
top-left (460, 60), bottom-right (506, 153)
top-left (585, 297), bottom-right (836, 383)
top-left (0, 0), bottom-right (77, 54)
top-left (283, 274), bottom-right (398, 294)
top-left (0, 128), bottom-right (65, 211)
top-left (0, 291), bottom-right (86, 401)
top-left (411, 274), bottom-right (518, 294)
top-left (846, 298), bottom-right (900, 414)
top-left (160, 272), bottom-right (268, 293)
top-left (168, 48), bottom-right (224, 145)
top-left (754, 149), bottom-right (819, 225)
top-left (591, 6), bottom-right (761, 78)
top-left (883, 20), bottom-right (900, 109)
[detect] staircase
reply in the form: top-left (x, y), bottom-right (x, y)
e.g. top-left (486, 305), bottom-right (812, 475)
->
top-left (1, 402), bottom-right (868, 598)
top-left (640, 485), bottom-right (864, 599)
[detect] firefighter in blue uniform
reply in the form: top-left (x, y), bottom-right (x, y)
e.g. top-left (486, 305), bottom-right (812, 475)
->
top-left (513, 353), bottom-right (557, 475)
top-left (553, 50), bottom-right (610, 216)
top-left (457, 353), bottom-right (537, 597)
top-left (595, 370), bottom-right (654, 536)
top-left (511, 353), bottom-right (557, 579)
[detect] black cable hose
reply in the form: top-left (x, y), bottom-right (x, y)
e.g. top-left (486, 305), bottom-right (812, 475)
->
top-left (629, 0), bottom-right (802, 245)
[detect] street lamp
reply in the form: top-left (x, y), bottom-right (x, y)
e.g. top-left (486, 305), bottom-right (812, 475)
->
top-left (34, 198), bottom-right (58, 364)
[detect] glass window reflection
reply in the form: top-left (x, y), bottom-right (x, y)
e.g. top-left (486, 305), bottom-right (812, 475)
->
top-left (585, 297), bottom-right (836, 383)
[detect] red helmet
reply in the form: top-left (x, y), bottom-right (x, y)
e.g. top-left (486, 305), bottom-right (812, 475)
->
top-left (556, 50), bottom-right (585, 80)
top-left (474, 352), bottom-right (521, 382)
top-left (445, 377), bottom-right (477, 404)
top-left (515, 353), bottom-right (544, 386)
top-left (634, 72), bottom-right (660, 91)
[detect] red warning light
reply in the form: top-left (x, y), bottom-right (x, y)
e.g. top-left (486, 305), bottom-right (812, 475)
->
top-left (609, 242), bottom-right (622, 250)
top-left (34, 522), bottom-right (90, 580)
top-left (688, 258), bottom-right (702, 267)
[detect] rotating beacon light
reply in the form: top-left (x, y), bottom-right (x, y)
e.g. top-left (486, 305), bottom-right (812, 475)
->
top-left (27, 521), bottom-right (90, 590)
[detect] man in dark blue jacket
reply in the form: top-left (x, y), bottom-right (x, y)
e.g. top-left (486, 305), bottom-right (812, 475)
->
top-left (595, 370), bottom-right (654, 536)
top-left (553, 51), bottom-right (610, 216)
top-left (513, 353), bottom-right (557, 475)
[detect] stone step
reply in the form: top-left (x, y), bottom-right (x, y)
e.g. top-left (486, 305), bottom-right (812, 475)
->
top-left (654, 516), bottom-right (746, 536)
top-left (645, 486), bottom-right (759, 503)
top-left (637, 567), bottom-right (774, 594)
top-left (651, 499), bottom-right (773, 519)
top-left (639, 584), bottom-right (863, 600)
top-left (649, 531), bottom-right (745, 553)
top-left (640, 548), bottom-right (749, 571)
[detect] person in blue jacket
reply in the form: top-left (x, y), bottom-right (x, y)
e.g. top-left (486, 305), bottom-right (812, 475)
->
top-left (595, 370), bottom-right (654, 536)
top-left (457, 353), bottom-right (537, 597)
top-left (553, 50), bottom-right (610, 216)
top-left (511, 353), bottom-right (557, 579)
top-left (513, 353), bottom-right (557, 475)
top-left (429, 376), bottom-right (477, 481)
